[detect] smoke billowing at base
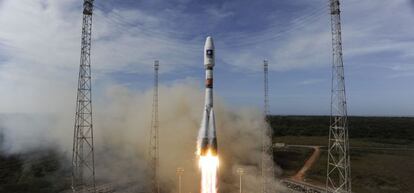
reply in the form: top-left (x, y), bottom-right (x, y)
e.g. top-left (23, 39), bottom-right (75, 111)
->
top-left (0, 81), bottom-right (287, 193)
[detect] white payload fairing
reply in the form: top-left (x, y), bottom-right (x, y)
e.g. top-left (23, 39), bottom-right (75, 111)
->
top-left (198, 36), bottom-right (218, 156)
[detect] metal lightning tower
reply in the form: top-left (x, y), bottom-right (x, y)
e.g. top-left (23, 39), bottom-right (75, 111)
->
top-left (326, 0), bottom-right (352, 192)
top-left (72, 0), bottom-right (96, 192)
top-left (261, 60), bottom-right (274, 193)
top-left (149, 60), bottom-right (160, 193)
top-left (263, 60), bottom-right (269, 121)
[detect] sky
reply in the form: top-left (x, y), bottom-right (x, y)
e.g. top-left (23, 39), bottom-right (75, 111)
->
top-left (0, 0), bottom-right (414, 116)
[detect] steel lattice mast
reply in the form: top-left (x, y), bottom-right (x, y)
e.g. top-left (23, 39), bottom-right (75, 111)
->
top-left (149, 60), bottom-right (160, 193)
top-left (261, 60), bottom-right (274, 193)
top-left (72, 0), bottom-right (96, 192)
top-left (326, 0), bottom-right (352, 192)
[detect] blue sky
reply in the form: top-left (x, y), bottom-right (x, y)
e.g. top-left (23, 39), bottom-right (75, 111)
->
top-left (0, 0), bottom-right (414, 115)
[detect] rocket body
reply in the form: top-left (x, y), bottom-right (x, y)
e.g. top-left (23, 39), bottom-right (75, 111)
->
top-left (198, 36), bottom-right (218, 156)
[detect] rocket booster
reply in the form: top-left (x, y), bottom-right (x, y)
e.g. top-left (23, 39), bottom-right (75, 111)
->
top-left (198, 36), bottom-right (218, 156)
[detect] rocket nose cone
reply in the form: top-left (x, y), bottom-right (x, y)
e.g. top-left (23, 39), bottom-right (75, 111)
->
top-left (204, 36), bottom-right (214, 50)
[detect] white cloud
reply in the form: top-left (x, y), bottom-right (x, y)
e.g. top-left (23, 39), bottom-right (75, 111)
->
top-left (0, 0), bottom-right (413, 114)
top-left (298, 78), bottom-right (324, 86)
top-left (219, 10), bottom-right (331, 72)
top-left (342, 0), bottom-right (414, 59)
top-left (205, 6), bottom-right (234, 20)
top-left (0, 0), bottom-right (198, 113)
top-left (219, 0), bottom-right (414, 73)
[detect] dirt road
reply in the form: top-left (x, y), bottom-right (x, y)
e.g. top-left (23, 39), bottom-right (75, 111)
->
top-left (291, 146), bottom-right (321, 181)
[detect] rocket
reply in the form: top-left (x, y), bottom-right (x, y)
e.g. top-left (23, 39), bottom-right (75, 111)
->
top-left (198, 36), bottom-right (218, 156)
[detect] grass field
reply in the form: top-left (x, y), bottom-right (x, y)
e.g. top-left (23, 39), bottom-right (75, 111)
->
top-left (274, 136), bottom-right (414, 193)
top-left (269, 115), bottom-right (414, 192)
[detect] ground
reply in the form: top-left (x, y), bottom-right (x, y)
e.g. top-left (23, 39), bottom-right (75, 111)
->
top-left (274, 136), bottom-right (414, 193)
top-left (1, 116), bottom-right (413, 193)
top-left (269, 116), bottom-right (414, 193)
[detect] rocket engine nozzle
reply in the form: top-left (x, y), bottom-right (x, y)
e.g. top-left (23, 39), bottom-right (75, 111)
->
top-left (200, 137), bottom-right (218, 156)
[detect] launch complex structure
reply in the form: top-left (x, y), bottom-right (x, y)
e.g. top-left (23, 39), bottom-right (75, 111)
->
top-left (71, 0), bottom-right (96, 192)
top-left (69, 0), bottom-right (352, 193)
top-left (326, 0), bottom-right (352, 192)
top-left (261, 60), bottom-right (275, 193)
top-left (149, 60), bottom-right (160, 193)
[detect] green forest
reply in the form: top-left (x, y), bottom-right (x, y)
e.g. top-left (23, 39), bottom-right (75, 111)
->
top-left (269, 116), bottom-right (414, 144)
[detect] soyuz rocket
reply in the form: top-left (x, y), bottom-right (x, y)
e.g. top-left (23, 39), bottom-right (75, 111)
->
top-left (198, 36), bottom-right (218, 156)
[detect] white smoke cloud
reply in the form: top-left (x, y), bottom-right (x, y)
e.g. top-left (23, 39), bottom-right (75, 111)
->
top-left (0, 80), bottom-right (286, 192)
top-left (0, 79), bottom-right (290, 192)
top-left (89, 82), bottom-right (287, 193)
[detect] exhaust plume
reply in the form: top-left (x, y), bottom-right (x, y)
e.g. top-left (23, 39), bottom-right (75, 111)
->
top-left (0, 81), bottom-right (287, 193)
